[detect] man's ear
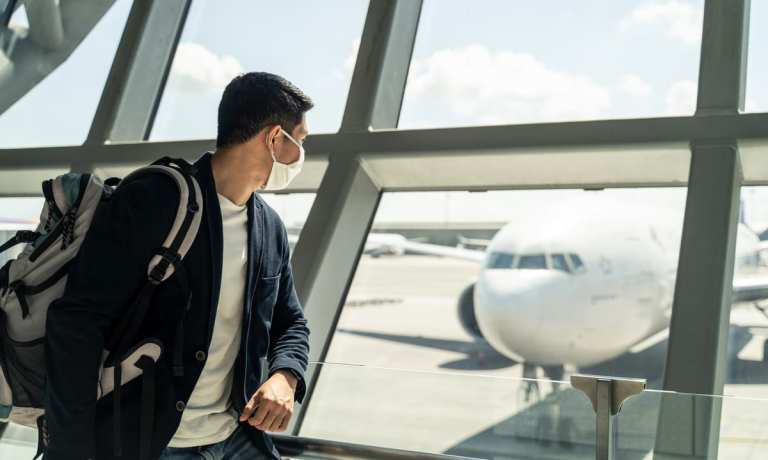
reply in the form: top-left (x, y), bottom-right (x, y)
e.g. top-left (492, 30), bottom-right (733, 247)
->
top-left (265, 124), bottom-right (282, 151)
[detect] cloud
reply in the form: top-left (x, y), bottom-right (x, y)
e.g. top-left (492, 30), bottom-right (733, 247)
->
top-left (8, 4), bottom-right (29, 29)
top-left (334, 38), bottom-right (360, 81)
top-left (170, 42), bottom-right (243, 92)
top-left (665, 80), bottom-right (697, 114)
top-left (344, 38), bottom-right (360, 73)
top-left (403, 44), bottom-right (612, 126)
top-left (618, 74), bottom-right (653, 98)
top-left (621, 0), bottom-right (703, 45)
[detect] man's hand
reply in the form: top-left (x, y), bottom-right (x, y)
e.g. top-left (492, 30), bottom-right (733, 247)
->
top-left (239, 370), bottom-right (298, 432)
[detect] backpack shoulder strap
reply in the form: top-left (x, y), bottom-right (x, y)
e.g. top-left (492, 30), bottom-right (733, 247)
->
top-left (119, 160), bottom-right (203, 284)
top-left (103, 160), bottom-right (202, 362)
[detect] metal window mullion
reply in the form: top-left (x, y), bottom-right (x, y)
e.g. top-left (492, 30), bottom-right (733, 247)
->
top-left (2, 112), bottom-right (768, 170)
top-left (655, 1), bottom-right (750, 459)
top-left (288, 0), bottom-right (423, 435)
top-left (84, 0), bottom-right (190, 146)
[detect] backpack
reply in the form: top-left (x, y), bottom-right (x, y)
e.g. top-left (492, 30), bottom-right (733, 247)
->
top-left (0, 157), bottom-right (203, 460)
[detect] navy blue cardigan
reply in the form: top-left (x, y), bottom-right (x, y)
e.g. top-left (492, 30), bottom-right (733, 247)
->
top-left (43, 152), bottom-right (310, 460)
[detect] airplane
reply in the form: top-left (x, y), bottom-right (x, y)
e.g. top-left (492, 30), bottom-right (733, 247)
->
top-left (349, 194), bottom-right (768, 395)
top-left (286, 232), bottom-right (458, 258)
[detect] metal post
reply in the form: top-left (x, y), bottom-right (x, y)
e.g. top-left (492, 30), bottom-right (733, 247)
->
top-left (596, 380), bottom-right (614, 460)
top-left (572, 375), bottom-right (646, 460)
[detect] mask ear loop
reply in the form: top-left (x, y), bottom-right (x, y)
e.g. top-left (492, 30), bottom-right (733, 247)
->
top-left (278, 127), bottom-right (305, 165)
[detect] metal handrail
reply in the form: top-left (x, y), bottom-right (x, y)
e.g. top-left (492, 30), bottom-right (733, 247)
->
top-left (272, 435), bottom-right (479, 460)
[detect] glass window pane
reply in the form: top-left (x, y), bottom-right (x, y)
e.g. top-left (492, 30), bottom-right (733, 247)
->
top-left (150, 1), bottom-right (368, 141)
top-left (518, 254), bottom-right (547, 270)
top-left (486, 251), bottom-right (514, 269)
top-left (400, 0), bottom-right (703, 129)
top-left (569, 253), bottom-right (586, 272)
top-left (258, 193), bottom-right (316, 255)
top-left (302, 188), bottom-right (688, 455)
top-left (551, 253), bottom-right (570, 273)
top-left (746, 0), bottom-right (767, 112)
top-left (0, 197), bottom-right (42, 267)
top-left (0, 1), bottom-right (132, 148)
top-left (727, 185), bottom-right (768, 397)
top-left (0, 168), bottom-right (69, 196)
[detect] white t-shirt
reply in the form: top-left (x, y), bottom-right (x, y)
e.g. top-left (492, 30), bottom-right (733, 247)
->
top-left (168, 193), bottom-right (249, 447)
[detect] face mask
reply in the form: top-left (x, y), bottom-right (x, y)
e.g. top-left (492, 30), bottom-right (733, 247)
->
top-left (262, 127), bottom-right (305, 191)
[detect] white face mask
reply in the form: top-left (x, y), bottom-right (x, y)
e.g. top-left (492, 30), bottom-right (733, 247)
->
top-left (262, 127), bottom-right (305, 191)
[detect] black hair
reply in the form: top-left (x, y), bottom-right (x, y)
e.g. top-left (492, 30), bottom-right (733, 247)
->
top-left (216, 72), bottom-right (314, 149)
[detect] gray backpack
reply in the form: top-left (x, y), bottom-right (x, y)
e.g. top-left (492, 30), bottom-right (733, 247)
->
top-left (0, 157), bottom-right (203, 460)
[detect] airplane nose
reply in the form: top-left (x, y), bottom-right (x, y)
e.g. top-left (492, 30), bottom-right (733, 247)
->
top-left (475, 269), bottom-right (599, 366)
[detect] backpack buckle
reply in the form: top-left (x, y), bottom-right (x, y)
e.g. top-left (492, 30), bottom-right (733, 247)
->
top-left (148, 248), bottom-right (181, 284)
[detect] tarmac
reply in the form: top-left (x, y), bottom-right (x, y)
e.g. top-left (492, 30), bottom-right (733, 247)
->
top-left (3, 254), bottom-right (768, 459)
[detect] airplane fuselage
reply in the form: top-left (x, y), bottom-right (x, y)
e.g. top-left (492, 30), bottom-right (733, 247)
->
top-left (472, 197), bottom-right (760, 367)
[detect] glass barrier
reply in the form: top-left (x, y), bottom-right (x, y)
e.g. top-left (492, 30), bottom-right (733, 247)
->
top-left (616, 388), bottom-right (768, 459)
top-left (5, 362), bottom-right (768, 459)
top-left (301, 362), bottom-right (596, 458)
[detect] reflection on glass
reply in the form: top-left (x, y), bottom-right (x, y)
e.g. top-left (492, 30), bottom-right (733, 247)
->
top-left (150, 1), bottom-right (368, 140)
top-left (400, 0), bottom-right (703, 129)
top-left (0, 1), bottom-right (131, 147)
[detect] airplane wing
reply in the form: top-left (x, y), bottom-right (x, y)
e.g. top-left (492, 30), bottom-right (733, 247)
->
top-left (399, 240), bottom-right (486, 263)
top-left (732, 272), bottom-right (768, 303)
top-left (457, 235), bottom-right (492, 250)
top-left (287, 233), bottom-right (486, 262)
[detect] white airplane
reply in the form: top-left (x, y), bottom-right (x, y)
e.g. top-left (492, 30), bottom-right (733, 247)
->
top-left (376, 195), bottom-right (768, 384)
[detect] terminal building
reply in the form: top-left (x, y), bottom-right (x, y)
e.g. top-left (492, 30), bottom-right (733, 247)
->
top-left (1, 0), bottom-right (768, 459)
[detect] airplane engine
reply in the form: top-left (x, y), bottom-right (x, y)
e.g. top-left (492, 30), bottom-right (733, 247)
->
top-left (457, 282), bottom-right (483, 339)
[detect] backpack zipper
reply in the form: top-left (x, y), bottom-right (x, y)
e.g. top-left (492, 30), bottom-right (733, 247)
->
top-left (29, 175), bottom-right (91, 263)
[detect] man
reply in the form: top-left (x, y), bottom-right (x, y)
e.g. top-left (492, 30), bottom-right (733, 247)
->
top-left (44, 72), bottom-right (312, 460)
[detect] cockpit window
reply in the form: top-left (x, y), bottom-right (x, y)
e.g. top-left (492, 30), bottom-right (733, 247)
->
top-left (551, 254), bottom-right (571, 273)
top-left (487, 251), bottom-right (585, 272)
top-left (486, 251), bottom-right (515, 269)
top-left (568, 253), bottom-right (586, 272)
top-left (518, 254), bottom-right (547, 270)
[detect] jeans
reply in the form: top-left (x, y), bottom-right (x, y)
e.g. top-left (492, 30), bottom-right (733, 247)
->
top-left (159, 424), bottom-right (271, 460)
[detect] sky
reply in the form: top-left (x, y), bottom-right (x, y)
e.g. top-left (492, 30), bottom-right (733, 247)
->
top-left (0, 0), bottom-right (767, 228)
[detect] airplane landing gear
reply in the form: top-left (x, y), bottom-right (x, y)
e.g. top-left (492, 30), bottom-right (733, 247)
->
top-left (763, 338), bottom-right (768, 363)
top-left (520, 363), bottom-right (541, 404)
